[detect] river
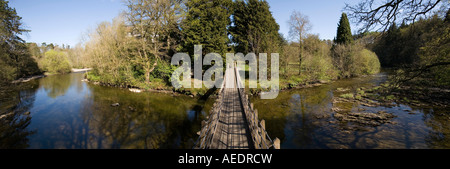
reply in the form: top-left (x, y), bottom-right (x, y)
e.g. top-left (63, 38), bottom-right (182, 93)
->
top-left (0, 72), bottom-right (448, 149)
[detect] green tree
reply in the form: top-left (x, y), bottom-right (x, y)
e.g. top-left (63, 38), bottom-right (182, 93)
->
top-left (180, 0), bottom-right (233, 57)
top-left (336, 13), bottom-right (353, 45)
top-left (85, 17), bottom-right (133, 86)
top-left (0, 0), bottom-right (41, 84)
top-left (230, 0), bottom-right (283, 54)
top-left (41, 50), bottom-right (71, 74)
top-left (374, 23), bottom-right (401, 67)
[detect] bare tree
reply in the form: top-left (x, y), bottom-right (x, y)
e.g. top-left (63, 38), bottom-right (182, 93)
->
top-left (125, 0), bottom-right (183, 83)
top-left (288, 10), bottom-right (312, 75)
top-left (345, 0), bottom-right (447, 32)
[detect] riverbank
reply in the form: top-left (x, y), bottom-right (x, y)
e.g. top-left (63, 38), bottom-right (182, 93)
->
top-left (72, 68), bottom-right (92, 73)
top-left (11, 74), bottom-right (46, 84)
top-left (84, 73), bottom-right (335, 98)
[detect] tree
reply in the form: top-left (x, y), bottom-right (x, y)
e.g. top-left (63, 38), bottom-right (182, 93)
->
top-left (288, 10), bottom-right (311, 75)
top-left (125, 0), bottom-right (183, 83)
top-left (230, 0), bottom-right (283, 54)
top-left (41, 50), bottom-right (71, 74)
top-left (344, 0), bottom-right (446, 32)
top-left (180, 0), bottom-right (233, 57)
top-left (336, 13), bottom-right (353, 45)
top-left (0, 0), bottom-right (40, 83)
top-left (85, 17), bottom-right (132, 86)
top-left (373, 23), bottom-right (401, 67)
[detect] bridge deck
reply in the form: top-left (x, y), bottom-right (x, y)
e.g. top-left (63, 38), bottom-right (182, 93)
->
top-left (209, 87), bottom-right (252, 149)
top-left (195, 65), bottom-right (278, 149)
top-left (209, 67), bottom-right (252, 149)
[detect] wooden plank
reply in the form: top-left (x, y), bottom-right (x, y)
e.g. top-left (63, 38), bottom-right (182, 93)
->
top-left (200, 65), bottom-right (268, 149)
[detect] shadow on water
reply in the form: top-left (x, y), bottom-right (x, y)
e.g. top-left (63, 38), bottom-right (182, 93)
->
top-left (251, 72), bottom-right (450, 149)
top-left (0, 81), bottom-right (39, 148)
top-left (1, 73), bottom-right (213, 149)
top-left (1, 71), bottom-right (449, 149)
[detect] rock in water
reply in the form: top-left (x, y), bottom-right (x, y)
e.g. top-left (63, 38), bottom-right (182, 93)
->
top-left (334, 111), bottom-right (397, 127)
top-left (129, 88), bottom-right (142, 93)
top-left (111, 103), bottom-right (120, 107)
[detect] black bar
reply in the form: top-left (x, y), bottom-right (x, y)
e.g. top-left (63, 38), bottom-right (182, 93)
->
top-left (0, 149), bottom-right (447, 168)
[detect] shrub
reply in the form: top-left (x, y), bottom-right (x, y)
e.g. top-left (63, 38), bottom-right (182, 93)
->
top-left (41, 50), bottom-right (71, 74)
top-left (332, 43), bottom-right (380, 78)
top-left (352, 48), bottom-right (380, 75)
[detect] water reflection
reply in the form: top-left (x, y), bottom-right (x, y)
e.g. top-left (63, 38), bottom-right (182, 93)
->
top-left (0, 72), bottom-right (448, 149)
top-left (252, 73), bottom-right (450, 149)
top-left (423, 107), bottom-right (450, 148)
top-left (0, 81), bottom-right (39, 148)
top-left (40, 74), bottom-right (73, 98)
top-left (19, 73), bottom-right (212, 149)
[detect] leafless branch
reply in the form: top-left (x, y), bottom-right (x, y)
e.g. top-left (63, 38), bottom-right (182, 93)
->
top-left (345, 0), bottom-right (446, 32)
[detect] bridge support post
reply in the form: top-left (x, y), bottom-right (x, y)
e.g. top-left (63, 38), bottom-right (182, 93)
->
top-left (260, 119), bottom-right (267, 148)
top-left (273, 138), bottom-right (280, 149)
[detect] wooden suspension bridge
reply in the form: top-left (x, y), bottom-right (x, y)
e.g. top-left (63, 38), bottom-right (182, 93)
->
top-left (194, 63), bottom-right (280, 149)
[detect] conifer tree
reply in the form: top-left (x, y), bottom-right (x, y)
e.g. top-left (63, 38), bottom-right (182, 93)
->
top-left (230, 0), bottom-right (282, 54)
top-left (0, 0), bottom-right (40, 83)
top-left (336, 13), bottom-right (353, 45)
top-left (180, 0), bottom-right (233, 57)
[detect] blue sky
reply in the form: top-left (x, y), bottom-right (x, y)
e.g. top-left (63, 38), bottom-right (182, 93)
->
top-left (10, 0), bottom-right (360, 47)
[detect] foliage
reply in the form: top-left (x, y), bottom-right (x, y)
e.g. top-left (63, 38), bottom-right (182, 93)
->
top-left (335, 13), bottom-right (353, 45)
top-left (84, 17), bottom-right (134, 86)
top-left (0, 0), bottom-right (41, 84)
top-left (180, 0), bottom-right (233, 57)
top-left (125, 0), bottom-right (183, 83)
top-left (41, 50), bottom-right (71, 74)
top-left (301, 34), bottom-right (337, 81)
top-left (371, 13), bottom-right (449, 88)
top-left (332, 43), bottom-right (380, 78)
top-left (418, 17), bottom-right (450, 87)
top-left (230, 0), bottom-right (283, 54)
top-left (353, 48), bottom-right (380, 75)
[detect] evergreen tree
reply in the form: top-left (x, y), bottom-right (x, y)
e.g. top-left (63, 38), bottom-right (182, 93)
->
top-left (335, 13), bottom-right (353, 45)
top-left (373, 23), bottom-right (401, 67)
top-left (0, 0), bottom-right (40, 83)
top-left (180, 0), bottom-right (233, 57)
top-left (230, 0), bottom-right (282, 54)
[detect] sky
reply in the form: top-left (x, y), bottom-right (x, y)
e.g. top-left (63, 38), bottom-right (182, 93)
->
top-left (9, 0), bottom-right (361, 47)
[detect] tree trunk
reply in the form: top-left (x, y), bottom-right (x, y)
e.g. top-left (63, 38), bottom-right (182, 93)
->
top-left (299, 40), bottom-right (302, 75)
top-left (145, 60), bottom-right (158, 84)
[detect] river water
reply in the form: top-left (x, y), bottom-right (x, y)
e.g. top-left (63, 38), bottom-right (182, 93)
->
top-left (0, 72), bottom-right (448, 149)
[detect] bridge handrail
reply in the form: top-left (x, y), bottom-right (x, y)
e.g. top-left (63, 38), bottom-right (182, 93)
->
top-left (234, 62), bottom-right (279, 149)
top-left (193, 69), bottom-right (227, 149)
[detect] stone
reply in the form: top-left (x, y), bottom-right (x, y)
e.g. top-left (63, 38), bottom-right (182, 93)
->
top-left (334, 111), bottom-right (397, 127)
top-left (129, 88), bottom-right (142, 93)
top-left (111, 103), bottom-right (120, 107)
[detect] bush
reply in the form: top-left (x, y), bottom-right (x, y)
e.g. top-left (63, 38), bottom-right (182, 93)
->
top-left (41, 50), bottom-right (71, 74)
top-left (352, 48), bottom-right (380, 75)
top-left (332, 43), bottom-right (380, 78)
